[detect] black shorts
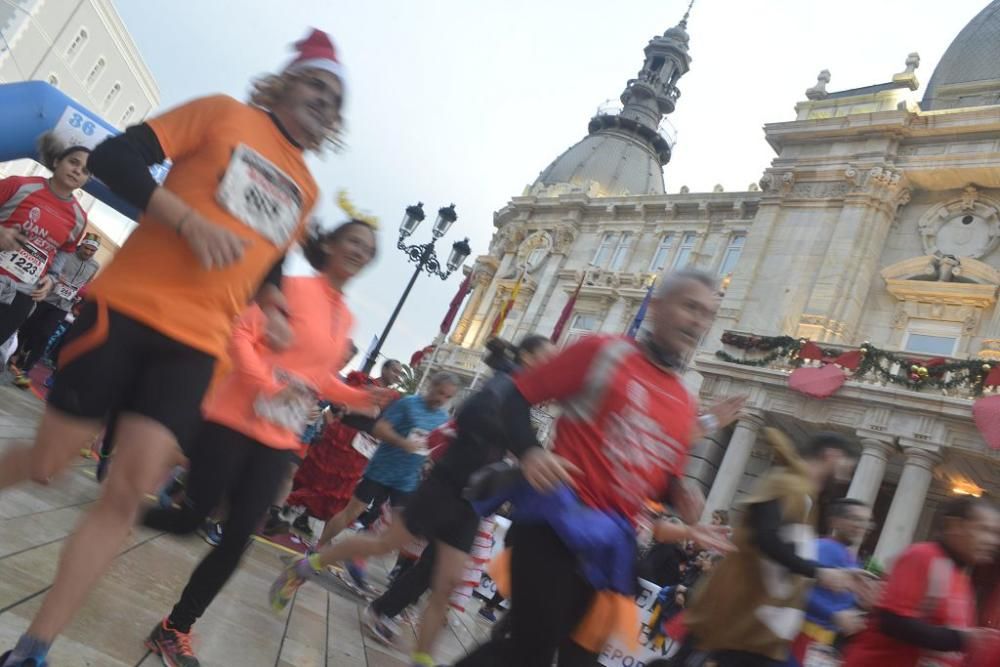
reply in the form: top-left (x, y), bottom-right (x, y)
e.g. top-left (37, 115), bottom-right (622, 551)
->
top-left (353, 476), bottom-right (412, 510)
top-left (404, 471), bottom-right (481, 553)
top-left (48, 301), bottom-right (215, 447)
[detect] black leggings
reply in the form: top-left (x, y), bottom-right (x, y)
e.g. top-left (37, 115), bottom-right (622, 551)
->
top-left (0, 292), bottom-right (35, 352)
top-left (454, 523), bottom-right (599, 667)
top-left (143, 421), bottom-right (290, 632)
top-left (372, 542), bottom-right (437, 618)
top-left (16, 300), bottom-right (65, 371)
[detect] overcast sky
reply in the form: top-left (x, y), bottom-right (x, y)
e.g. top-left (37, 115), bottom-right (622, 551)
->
top-left (114, 0), bottom-right (986, 369)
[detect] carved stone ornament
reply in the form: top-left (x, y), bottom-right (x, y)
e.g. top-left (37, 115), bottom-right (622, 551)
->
top-left (516, 231), bottom-right (554, 274)
top-left (553, 225), bottom-right (578, 254)
top-left (759, 171), bottom-right (795, 194)
top-left (917, 187), bottom-right (1000, 259)
top-left (489, 223), bottom-right (526, 258)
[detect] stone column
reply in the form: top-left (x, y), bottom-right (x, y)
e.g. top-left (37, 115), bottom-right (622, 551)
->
top-left (701, 411), bottom-right (765, 522)
top-left (450, 268), bottom-right (494, 345)
top-left (873, 447), bottom-right (941, 564)
top-left (846, 438), bottom-right (895, 506)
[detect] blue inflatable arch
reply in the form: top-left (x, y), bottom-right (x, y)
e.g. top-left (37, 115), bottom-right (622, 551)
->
top-left (0, 81), bottom-right (167, 221)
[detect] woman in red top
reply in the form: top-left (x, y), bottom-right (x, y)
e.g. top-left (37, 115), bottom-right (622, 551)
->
top-left (279, 359), bottom-right (403, 535)
top-left (0, 134), bottom-right (90, 345)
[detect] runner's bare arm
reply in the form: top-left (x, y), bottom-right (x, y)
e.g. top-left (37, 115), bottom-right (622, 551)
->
top-left (370, 419), bottom-right (419, 453)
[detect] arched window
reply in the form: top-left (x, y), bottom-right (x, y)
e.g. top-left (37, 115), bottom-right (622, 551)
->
top-left (47, 73), bottom-right (59, 87)
top-left (66, 28), bottom-right (88, 60)
top-left (103, 82), bottom-right (121, 108)
top-left (86, 57), bottom-right (106, 86)
top-left (120, 104), bottom-right (136, 125)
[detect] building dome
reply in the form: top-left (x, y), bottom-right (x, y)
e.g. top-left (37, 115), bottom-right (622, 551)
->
top-left (531, 128), bottom-right (666, 197)
top-left (922, 1), bottom-right (1000, 110)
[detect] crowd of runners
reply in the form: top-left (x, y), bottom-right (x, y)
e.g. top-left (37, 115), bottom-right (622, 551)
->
top-left (2, 25), bottom-right (1000, 667)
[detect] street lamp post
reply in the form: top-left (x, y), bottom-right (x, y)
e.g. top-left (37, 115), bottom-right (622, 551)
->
top-left (361, 202), bottom-right (471, 375)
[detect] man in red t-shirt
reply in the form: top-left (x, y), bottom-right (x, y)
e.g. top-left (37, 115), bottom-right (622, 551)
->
top-left (455, 269), bottom-right (744, 667)
top-left (844, 496), bottom-right (1000, 667)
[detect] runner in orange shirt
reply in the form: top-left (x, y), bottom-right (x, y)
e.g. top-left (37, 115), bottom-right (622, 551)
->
top-left (142, 219), bottom-right (387, 667)
top-left (0, 28), bottom-right (357, 667)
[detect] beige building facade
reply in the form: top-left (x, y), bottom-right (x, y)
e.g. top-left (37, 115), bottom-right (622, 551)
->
top-left (426, 2), bottom-right (1000, 564)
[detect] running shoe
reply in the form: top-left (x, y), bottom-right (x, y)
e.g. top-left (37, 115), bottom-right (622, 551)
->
top-left (42, 375), bottom-right (53, 389)
top-left (344, 559), bottom-right (371, 591)
top-left (199, 521), bottom-right (223, 547)
top-left (261, 506), bottom-right (291, 536)
top-left (269, 555), bottom-right (317, 612)
top-left (292, 513), bottom-right (313, 539)
top-left (11, 372), bottom-right (30, 390)
top-left (145, 619), bottom-right (200, 667)
top-left (477, 606), bottom-right (497, 623)
top-left (0, 650), bottom-right (48, 666)
top-left (362, 605), bottom-right (397, 645)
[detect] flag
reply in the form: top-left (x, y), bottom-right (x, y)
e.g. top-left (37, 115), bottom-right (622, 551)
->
top-left (489, 272), bottom-right (524, 338)
top-left (627, 279), bottom-right (656, 339)
top-left (440, 272), bottom-right (472, 335)
top-left (551, 273), bottom-right (586, 343)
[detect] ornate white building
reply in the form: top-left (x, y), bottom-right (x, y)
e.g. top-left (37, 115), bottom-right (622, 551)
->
top-left (0, 0), bottom-right (159, 263)
top-left (426, 2), bottom-right (1000, 563)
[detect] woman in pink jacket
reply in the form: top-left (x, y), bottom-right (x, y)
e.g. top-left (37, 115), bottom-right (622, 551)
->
top-left (140, 218), bottom-right (391, 667)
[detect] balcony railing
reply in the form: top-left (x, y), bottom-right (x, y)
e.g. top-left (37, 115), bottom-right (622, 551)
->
top-left (713, 330), bottom-right (992, 400)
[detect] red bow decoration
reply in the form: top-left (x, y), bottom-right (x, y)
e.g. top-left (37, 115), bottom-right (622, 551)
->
top-left (973, 394), bottom-right (1000, 450)
top-left (788, 364), bottom-right (847, 399)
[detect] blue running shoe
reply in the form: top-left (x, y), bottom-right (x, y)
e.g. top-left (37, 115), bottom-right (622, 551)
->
top-left (0, 650), bottom-right (48, 666)
top-left (199, 521), bottom-right (222, 547)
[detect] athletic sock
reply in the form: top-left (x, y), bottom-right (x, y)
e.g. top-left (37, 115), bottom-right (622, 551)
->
top-left (411, 652), bottom-right (435, 667)
top-left (6, 634), bottom-right (51, 664)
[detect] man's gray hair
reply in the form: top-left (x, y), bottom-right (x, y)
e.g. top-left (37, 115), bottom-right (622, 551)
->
top-left (655, 269), bottom-right (717, 299)
top-left (429, 371), bottom-right (460, 387)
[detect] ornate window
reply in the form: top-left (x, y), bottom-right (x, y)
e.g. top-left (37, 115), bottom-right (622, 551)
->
top-left (671, 232), bottom-right (697, 269)
top-left (609, 232), bottom-right (633, 271)
top-left (564, 313), bottom-right (602, 347)
top-left (903, 320), bottom-right (961, 356)
top-left (592, 232), bottom-right (618, 268)
top-left (649, 234), bottom-right (673, 272)
top-left (718, 234), bottom-right (745, 277)
top-left (120, 104), bottom-right (136, 125)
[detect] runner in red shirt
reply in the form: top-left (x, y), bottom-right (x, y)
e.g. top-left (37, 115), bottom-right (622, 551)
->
top-left (0, 134), bottom-right (90, 345)
top-left (844, 496), bottom-right (1000, 667)
top-left (454, 269), bottom-right (743, 667)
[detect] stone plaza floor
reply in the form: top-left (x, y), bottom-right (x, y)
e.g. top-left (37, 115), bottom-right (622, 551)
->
top-left (0, 385), bottom-right (490, 666)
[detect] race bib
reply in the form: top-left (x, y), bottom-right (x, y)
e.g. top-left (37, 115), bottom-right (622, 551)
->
top-left (216, 144), bottom-right (303, 245)
top-left (0, 240), bottom-right (48, 285)
top-left (54, 281), bottom-right (79, 301)
top-left (803, 644), bottom-right (840, 667)
top-left (408, 428), bottom-right (430, 456)
top-left (254, 371), bottom-right (315, 432)
top-left (351, 432), bottom-right (379, 459)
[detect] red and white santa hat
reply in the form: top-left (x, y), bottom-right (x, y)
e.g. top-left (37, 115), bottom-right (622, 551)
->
top-left (284, 28), bottom-right (345, 85)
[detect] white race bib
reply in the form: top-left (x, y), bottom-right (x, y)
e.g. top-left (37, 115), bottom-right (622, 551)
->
top-left (803, 644), bottom-right (841, 667)
top-left (0, 240), bottom-right (48, 285)
top-left (408, 428), bottom-right (430, 456)
top-left (54, 281), bottom-right (79, 301)
top-left (216, 144), bottom-right (303, 245)
top-left (351, 432), bottom-right (379, 459)
top-left (254, 372), bottom-right (315, 432)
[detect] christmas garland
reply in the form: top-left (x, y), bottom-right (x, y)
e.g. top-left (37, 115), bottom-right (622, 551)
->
top-left (716, 332), bottom-right (995, 396)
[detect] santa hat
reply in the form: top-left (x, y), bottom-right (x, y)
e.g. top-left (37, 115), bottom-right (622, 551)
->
top-left (284, 28), bottom-right (345, 84)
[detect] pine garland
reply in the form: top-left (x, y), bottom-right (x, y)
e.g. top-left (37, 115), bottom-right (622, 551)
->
top-left (716, 332), bottom-right (994, 396)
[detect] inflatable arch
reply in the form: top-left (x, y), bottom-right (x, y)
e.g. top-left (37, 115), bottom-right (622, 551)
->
top-left (0, 80), bottom-right (167, 221)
